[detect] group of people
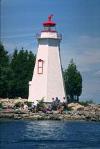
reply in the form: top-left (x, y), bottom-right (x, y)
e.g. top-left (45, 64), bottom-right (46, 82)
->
top-left (30, 96), bottom-right (67, 113)
top-left (52, 97), bottom-right (67, 103)
top-left (51, 97), bottom-right (67, 113)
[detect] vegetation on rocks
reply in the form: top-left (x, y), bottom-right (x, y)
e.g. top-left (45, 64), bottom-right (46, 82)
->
top-left (0, 103), bottom-right (3, 109)
top-left (36, 99), bottom-right (46, 111)
top-left (79, 100), bottom-right (95, 106)
top-left (14, 102), bottom-right (23, 108)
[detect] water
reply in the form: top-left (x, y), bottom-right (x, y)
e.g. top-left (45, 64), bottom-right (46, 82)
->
top-left (0, 120), bottom-right (100, 149)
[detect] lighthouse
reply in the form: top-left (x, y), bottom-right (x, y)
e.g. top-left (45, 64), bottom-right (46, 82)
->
top-left (28, 15), bottom-right (66, 103)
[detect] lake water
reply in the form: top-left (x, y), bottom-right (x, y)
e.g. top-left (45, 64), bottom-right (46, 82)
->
top-left (0, 120), bottom-right (100, 149)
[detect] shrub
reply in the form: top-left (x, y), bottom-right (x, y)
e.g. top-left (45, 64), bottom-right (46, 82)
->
top-left (36, 99), bottom-right (45, 111)
top-left (0, 103), bottom-right (3, 109)
top-left (14, 102), bottom-right (22, 108)
top-left (66, 106), bottom-right (72, 111)
top-left (79, 100), bottom-right (94, 106)
top-left (24, 101), bottom-right (32, 107)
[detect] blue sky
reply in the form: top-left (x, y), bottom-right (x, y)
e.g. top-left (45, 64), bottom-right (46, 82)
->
top-left (1, 0), bottom-right (100, 103)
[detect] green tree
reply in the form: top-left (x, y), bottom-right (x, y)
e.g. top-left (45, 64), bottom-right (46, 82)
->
top-left (64, 59), bottom-right (82, 103)
top-left (10, 48), bottom-right (36, 98)
top-left (0, 43), bottom-right (36, 98)
top-left (0, 43), bottom-right (11, 97)
top-left (0, 43), bottom-right (9, 67)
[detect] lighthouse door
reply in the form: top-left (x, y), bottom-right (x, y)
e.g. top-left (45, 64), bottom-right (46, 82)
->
top-left (37, 59), bottom-right (43, 74)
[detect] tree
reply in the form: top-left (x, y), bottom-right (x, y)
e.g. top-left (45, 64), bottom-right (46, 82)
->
top-left (0, 43), bottom-right (11, 98)
top-left (0, 43), bottom-right (9, 67)
top-left (10, 48), bottom-right (36, 98)
top-left (64, 59), bottom-right (82, 103)
top-left (0, 43), bottom-right (36, 99)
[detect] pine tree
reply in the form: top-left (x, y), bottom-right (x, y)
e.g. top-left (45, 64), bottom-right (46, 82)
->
top-left (0, 43), bottom-right (11, 97)
top-left (10, 48), bottom-right (36, 98)
top-left (0, 43), bottom-right (36, 98)
top-left (64, 59), bottom-right (82, 103)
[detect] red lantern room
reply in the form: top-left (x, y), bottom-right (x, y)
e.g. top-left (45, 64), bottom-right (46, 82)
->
top-left (42, 15), bottom-right (56, 32)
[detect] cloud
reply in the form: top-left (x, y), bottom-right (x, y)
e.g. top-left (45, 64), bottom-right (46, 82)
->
top-left (61, 35), bottom-right (100, 72)
top-left (73, 35), bottom-right (100, 50)
top-left (82, 80), bottom-right (100, 96)
top-left (1, 33), bottom-right (34, 39)
top-left (2, 40), bottom-right (37, 54)
top-left (94, 70), bottom-right (100, 77)
top-left (77, 49), bottom-right (100, 65)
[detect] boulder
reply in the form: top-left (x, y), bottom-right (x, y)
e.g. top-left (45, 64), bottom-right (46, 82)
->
top-left (68, 103), bottom-right (84, 111)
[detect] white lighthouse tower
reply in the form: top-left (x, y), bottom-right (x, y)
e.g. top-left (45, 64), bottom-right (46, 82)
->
top-left (28, 15), bottom-right (66, 103)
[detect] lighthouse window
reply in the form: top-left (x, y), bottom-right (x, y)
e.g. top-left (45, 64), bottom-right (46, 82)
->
top-left (38, 59), bottom-right (43, 74)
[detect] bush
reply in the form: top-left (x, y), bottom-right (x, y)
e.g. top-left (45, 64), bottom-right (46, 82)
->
top-left (14, 102), bottom-right (22, 108)
top-left (37, 99), bottom-right (45, 111)
top-left (0, 103), bottom-right (3, 109)
top-left (66, 106), bottom-right (72, 111)
top-left (79, 100), bottom-right (94, 106)
top-left (24, 101), bottom-right (32, 107)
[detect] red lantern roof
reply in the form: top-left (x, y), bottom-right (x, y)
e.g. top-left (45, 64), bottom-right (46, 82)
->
top-left (43, 15), bottom-right (56, 27)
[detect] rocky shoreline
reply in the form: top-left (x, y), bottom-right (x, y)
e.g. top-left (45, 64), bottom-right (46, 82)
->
top-left (0, 99), bottom-right (100, 121)
top-left (0, 108), bottom-right (100, 122)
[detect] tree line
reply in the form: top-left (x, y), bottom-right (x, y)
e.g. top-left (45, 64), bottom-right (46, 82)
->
top-left (0, 43), bottom-right (82, 102)
top-left (0, 43), bottom-right (36, 98)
